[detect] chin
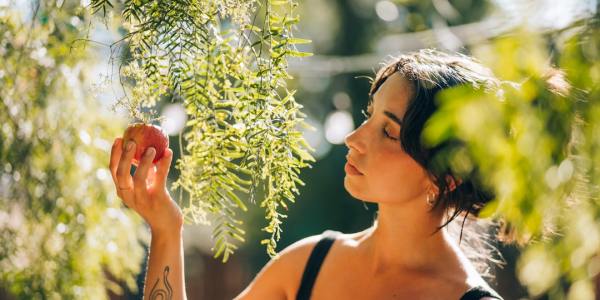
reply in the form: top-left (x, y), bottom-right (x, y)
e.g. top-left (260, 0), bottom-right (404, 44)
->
top-left (344, 178), bottom-right (373, 203)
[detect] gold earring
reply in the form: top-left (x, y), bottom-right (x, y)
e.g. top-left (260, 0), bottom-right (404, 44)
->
top-left (426, 191), bottom-right (436, 206)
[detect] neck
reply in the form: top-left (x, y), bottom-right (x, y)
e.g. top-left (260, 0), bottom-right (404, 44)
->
top-left (357, 200), bottom-right (461, 275)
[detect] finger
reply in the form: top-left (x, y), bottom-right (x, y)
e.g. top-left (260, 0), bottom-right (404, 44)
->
top-left (133, 147), bottom-right (156, 202)
top-left (109, 138), bottom-right (123, 184)
top-left (147, 165), bottom-right (157, 186)
top-left (155, 148), bottom-right (173, 187)
top-left (110, 138), bottom-right (134, 207)
top-left (116, 140), bottom-right (136, 201)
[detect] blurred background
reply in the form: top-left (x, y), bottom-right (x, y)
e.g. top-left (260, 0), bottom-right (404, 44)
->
top-left (1, 0), bottom-right (599, 299)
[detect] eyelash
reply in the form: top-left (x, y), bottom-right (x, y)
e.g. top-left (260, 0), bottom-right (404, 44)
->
top-left (382, 127), bottom-right (398, 141)
top-left (361, 109), bottom-right (397, 141)
top-left (361, 109), bottom-right (370, 119)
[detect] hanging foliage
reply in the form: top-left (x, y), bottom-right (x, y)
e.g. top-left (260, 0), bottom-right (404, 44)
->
top-left (89, 0), bottom-right (315, 262)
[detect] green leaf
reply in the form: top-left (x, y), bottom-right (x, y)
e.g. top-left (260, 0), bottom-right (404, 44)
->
top-left (287, 38), bottom-right (312, 45)
top-left (287, 50), bottom-right (313, 57)
top-left (270, 0), bottom-right (288, 6)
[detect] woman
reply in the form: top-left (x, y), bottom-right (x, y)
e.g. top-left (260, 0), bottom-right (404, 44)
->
top-left (109, 49), bottom-right (504, 299)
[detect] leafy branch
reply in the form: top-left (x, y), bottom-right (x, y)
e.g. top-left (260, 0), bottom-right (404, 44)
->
top-left (89, 0), bottom-right (314, 261)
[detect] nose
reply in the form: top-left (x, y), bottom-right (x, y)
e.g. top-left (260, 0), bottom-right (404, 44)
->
top-left (344, 125), bottom-right (366, 154)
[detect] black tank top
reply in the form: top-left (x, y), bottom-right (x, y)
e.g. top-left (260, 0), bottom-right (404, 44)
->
top-left (296, 230), bottom-right (504, 300)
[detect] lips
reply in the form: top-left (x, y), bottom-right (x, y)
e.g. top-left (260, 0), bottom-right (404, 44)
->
top-left (345, 155), bottom-right (364, 175)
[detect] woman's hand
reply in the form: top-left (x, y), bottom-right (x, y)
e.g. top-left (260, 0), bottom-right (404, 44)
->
top-left (109, 138), bottom-right (183, 235)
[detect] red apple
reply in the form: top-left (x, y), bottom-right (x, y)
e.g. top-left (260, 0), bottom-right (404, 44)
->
top-left (122, 123), bottom-right (169, 164)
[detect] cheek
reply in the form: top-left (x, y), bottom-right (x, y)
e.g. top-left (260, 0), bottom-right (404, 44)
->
top-left (369, 150), bottom-right (429, 201)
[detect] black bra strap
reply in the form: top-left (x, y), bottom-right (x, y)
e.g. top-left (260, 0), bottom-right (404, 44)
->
top-left (460, 286), bottom-right (503, 300)
top-left (295, 230), bottom-right (338, 300)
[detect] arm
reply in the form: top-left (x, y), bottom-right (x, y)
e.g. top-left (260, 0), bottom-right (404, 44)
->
top-left (234, 254), bottom-right (288, 300)
top-left (143, 230), bottom-right (186, 300)
top-left (110, 138), bottom-right (186, 299)
top-left (234, 235), bottom-right (323, 300)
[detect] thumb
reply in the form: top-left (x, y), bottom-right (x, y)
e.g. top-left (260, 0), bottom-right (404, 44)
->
top-left (155, 148), bottom-right (173, 187)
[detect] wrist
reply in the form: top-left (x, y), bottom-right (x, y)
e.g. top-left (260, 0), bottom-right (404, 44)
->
top-left (150, 226), bottom-right (183, 241)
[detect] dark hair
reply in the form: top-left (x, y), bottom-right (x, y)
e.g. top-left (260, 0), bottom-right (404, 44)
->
top-left (369, 49), bottom-right (503, 276)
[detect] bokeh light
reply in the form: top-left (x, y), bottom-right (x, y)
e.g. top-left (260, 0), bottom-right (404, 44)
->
top-left (324, 110), bottom-right (354, 145)
top-left (375, 0), bottom-right (399, 22)
top-left (160, 103), bottom-right (188, 136)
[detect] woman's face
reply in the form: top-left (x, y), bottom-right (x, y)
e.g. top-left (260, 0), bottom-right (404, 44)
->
top-left (344, 73), bottom-right (432, 205)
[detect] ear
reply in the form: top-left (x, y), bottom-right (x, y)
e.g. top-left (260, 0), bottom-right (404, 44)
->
top-left (425, 175), bottom-right (462, 195)
top-left (446, 175), bottom-right (462, 192)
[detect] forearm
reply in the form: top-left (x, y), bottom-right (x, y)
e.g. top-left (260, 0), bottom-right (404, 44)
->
top-left (143, 229), bottom-right (186, 300)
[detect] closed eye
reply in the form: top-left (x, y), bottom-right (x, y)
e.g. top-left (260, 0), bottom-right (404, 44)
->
top-left (383, 127), bottom-right (398, 140)
top-left (362, 109), bottom-right (397, 141)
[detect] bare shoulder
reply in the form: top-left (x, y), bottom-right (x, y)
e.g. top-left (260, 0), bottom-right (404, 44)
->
top-left (234, 233), bottom-right (326, 300)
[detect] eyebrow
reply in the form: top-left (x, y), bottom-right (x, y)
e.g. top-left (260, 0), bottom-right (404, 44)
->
top-left (367, 96), bottom-right (403, 126)
top-left (384, 111), bottom-right (403, 126)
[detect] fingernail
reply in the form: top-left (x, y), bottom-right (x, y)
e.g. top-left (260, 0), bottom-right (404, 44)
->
top-left (145, 147), bottom-right (156, 157)
top-left (127, 141), bottom-right (135, 151)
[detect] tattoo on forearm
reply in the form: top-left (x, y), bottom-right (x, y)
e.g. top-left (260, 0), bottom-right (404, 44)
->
top-left (149, 266), bottom-right (173, 300)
